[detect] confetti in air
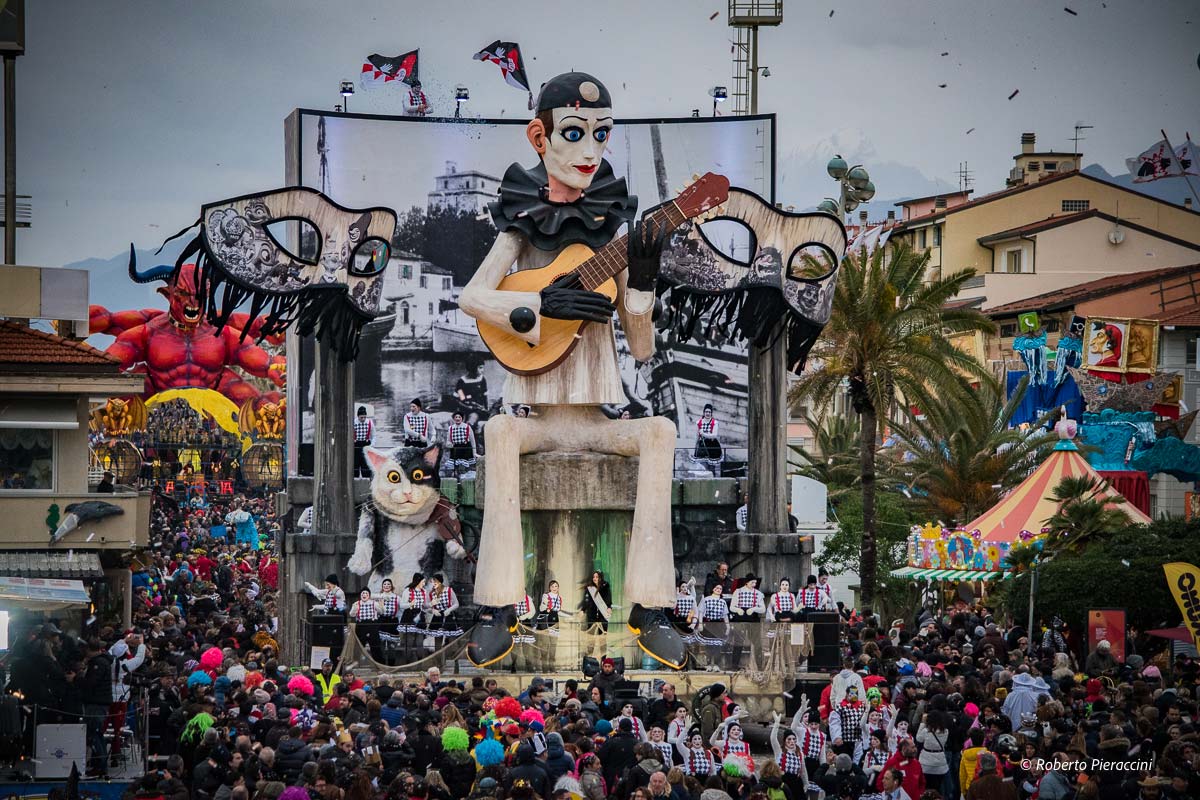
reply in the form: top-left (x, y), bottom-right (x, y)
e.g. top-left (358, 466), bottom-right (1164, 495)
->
top-left (1064, 7), bottom-right (1077, 15)
top-left (966, 128), bottom-right (975, 135)
top-left (1008, 89), bottom-right (1020, 100)
top-left (710, 11), bottom-right (719, 20)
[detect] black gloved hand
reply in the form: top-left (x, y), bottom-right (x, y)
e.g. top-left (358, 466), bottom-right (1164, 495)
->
top-left (539, 273), bottom-right (616, 322)
top-left (626, 217), bottom-right (670, 292)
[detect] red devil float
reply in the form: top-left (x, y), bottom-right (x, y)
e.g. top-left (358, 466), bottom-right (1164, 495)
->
top-left (89, 249), bottom-right (286, 404)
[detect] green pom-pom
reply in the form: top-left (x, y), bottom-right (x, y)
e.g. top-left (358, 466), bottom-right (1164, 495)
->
top-left (442, 725), bottom-right (470, 752)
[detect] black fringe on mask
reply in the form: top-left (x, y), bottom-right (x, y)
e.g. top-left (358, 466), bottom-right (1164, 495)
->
top-left (660, 285), bottom-right (823, 374)
top-left (183, 234), bottom-right (371, 361)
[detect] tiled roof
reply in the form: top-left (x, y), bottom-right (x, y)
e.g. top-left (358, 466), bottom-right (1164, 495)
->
top-left (0, 320), bottom-right (119, 367)
top-left (1147, 306), bottom-right (1200, 327)
top-left (894, 189), bottom-right (972, 206)
top-left (895, 170), bottom-right (1200, 229)
top-left (0, 550), bottom-right (104, 579)
top-left (982, 263), bottom-right (1200, 316)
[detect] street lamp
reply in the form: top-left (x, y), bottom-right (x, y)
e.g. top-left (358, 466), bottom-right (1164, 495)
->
top-left (709, 85), bottom-right (728, 117)
top-left (454, 85), bottom-right (469, 118)
top-left (1026, 553), bottom-right (1055, 656)
top-left (339, 80), bottom-right (355, 113)
top-left (823, 154), bottom-right (872, 222)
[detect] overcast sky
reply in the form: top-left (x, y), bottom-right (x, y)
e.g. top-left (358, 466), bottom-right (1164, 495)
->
top-left (11, 0), bottom-right (1200, 270)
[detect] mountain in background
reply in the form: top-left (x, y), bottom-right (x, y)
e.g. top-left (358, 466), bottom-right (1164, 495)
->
top-left (1082, 163), bottom-right (1197, 208)
top-left (777, 128), bottom-right (958, 218)
top-left (60, 240), bottom-right (186, 347)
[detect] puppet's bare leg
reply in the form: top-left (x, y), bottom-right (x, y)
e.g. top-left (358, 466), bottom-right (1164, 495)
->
top-left (599, 415), bottom-right (678, 607)
top-left (474, 414), bottom-right (539, 606)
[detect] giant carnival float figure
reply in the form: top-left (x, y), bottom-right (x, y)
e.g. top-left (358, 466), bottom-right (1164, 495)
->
top-left (90, 253), bottom-right (287, 405)
top-left (459, 72), bottom-right (728, 668)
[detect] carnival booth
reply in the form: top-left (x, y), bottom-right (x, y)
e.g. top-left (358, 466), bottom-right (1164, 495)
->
top-left (892, 419), bottom-right (1153, 594)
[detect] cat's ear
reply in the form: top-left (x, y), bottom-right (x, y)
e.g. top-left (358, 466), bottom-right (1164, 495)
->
top-left (422, 444), bottom-right (441, 470)
top-left (365, 447), bottom-right (389, 474)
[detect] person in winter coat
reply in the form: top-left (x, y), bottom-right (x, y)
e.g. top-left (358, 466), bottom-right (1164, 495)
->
top-left (381, 693), bottom-right (407, 730)
top-left (914, 710), bottom-right (952, 797)
top-left (409, 715), bottom-right (444, 775)
top-left (82, 640), bottom-right (115, 775)
top-left (380, 729), bottom-right (415, 785)
top-left (1035, 753), bottom-right (1076, 800)
top-left (274, 728), bottom-right (313, 784)
top-left (436, 727), bottom-right (478, 800)
top-left (506, 742), bottom-right (549, 798)
top-left (876, 739), bottom-right (925, 800)
top-left (543, 732), bottom-right (576, 785)
top-left (958, 729), bottom-right (989, 796)
top-left (599, 718), bottom-right (641, 789)
top-left (579, 754), bottom-right (607, 800)
top-left (614, 744), bottom-right (665, 799)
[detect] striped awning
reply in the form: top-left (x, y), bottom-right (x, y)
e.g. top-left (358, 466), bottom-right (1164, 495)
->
top-left (890, 566), bottom-right (1004, 581)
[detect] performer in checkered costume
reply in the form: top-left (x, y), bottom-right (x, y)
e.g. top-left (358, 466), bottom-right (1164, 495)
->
top-left (647, 725), bottom-right (673, 766)
top-left (693, 404), bottom-right (723, 475)
top-left (423, 573), bottom-right (460, 648)
top-left (377, 578), bottom-right (400, 620)
top-left (798, 575), bottom-right (822, 611)
top-left (713, 718), bottom-right (755, 774)
top-left (403, 398), bottom-right (431, 447)
top-left (730, 574), bottom-right (765, 621)
top-left (670, 578), bottom-right (696, 629)
top-left (674, 729), bottom-right (713, 776)
top-left (353, 406), bottom-right (374, 477)
top-left (767, 578), bottom-right (798, 622)
top-left (797, 709), bottom-right (828, 778)
top-left (350, 587), bottom-right (382, 661)
top-left (693, 585), bottom-right (731, 670)
top-left (445, 411), bottom-right (477, 474)
top-left (816, 567), bottom-right (836, 611)
top-left (828, 686), bottom-right (866, 757)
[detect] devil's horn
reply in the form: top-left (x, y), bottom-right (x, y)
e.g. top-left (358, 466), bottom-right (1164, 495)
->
top-left (127, 244), bottom-right (176, 284)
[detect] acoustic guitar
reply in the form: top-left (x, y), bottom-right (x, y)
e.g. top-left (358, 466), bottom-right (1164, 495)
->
top-left (477, 172), bottom-right (730, 375)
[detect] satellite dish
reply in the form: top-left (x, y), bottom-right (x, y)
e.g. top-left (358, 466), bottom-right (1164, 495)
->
top-left (1108, 227), bottom-right (1125, 245)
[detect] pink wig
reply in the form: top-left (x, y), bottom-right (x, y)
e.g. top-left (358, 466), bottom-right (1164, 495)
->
top-left (200, 647), bottom-right (224, 672)
top-left (519, 708), bottom-right (545, 726)
top-left (287, 674), bottom-right (315, 697)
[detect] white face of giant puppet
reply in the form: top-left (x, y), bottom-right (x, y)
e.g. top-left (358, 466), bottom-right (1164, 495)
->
top-left (532, 106), bottom-right (613, 196)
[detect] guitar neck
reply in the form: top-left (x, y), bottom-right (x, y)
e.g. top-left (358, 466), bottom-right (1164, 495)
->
top-left (576, 201), bottom-right (687, 291)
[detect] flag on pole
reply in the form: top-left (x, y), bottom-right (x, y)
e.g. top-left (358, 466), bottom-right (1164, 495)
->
top-left (1175, 136), bottom-right (1199, 177)
top-left (1162, 562), bottom-right (1200, 647)
top-left (1125, 138), bottom-right (1185, 182)
top-left (361, 50), bottom-right (420, 88)
top-left (473, 40), bottom-right (533, 107)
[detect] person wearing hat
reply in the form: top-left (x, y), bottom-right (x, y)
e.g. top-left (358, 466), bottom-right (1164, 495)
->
top-left (402, 399), bottom-right (429, 448)
top-left (312, 658), bottom-right (342, 705)
top-left (402, 79), bottom-right (430, 117)
top-left (98, 470), bottom-right (116, 493)
top-left (598, 716), bottom-right (641, 789)
top-left (304, 573), bottom-right (347, 615)
top-left (693, 404), bottom-right (723, 476)
top-left (460, 70), bottom-right (684, 670)
top-left (353, 405), bottom-right (374, 477)
top-left (798, 574), bottom-right (822, 613)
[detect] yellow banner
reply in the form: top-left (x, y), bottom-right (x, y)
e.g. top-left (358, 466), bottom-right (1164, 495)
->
top-left (1163, 562), bottom-right (1200, 646)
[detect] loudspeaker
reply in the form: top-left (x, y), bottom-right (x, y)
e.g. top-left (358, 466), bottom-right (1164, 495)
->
top-left (807, 611), bottom-right (841, 671)
top-left (310, 613), bottom-right (345, 647)
top-left (784, 679), bottom-right (826, 717)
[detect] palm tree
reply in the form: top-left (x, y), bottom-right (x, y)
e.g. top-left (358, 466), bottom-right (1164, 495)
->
top-left (1044, 475), bottom-right (1132, 552)
top-left (885, 377), bottom-right (1057, 525)
top-left (788, 412), bottom-right (861, 495)
top-left (790, 243), bottom-right (996, 605)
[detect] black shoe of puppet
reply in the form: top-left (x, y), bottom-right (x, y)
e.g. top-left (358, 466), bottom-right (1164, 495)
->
top-left (467, 605), bottom-right (517, 668)
top-left (627, 604), bottom-right (688, 670)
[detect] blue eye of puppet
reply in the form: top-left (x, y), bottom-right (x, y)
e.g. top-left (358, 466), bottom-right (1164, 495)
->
top-left (594, 128), bottom-right (610, 142)
top-left (561, 127), bottom-right (584, 142)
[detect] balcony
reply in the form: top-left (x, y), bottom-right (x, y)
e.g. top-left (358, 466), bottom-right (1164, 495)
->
top-left (728, 0), bottom-right (783, 25)
top-left (1, 490), bottom-right (151, 550)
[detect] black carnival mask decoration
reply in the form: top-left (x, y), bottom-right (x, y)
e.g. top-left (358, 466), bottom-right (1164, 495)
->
top-left (658, 187), bottom-right (847, 372)
top-left (169, 187), bottom-right (397, 359)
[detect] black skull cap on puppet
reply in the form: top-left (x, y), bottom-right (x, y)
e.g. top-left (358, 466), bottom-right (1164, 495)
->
top-left (169, 187), bottom-right (398, 361)
top-left (489, 71), bottom-right (635, 251)
top-left (658, 187), bottom-right (847, 374)
top-left (534, 71), bottom-right (612, 111)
